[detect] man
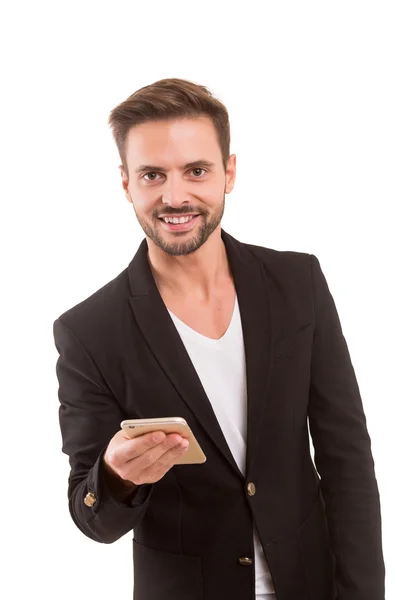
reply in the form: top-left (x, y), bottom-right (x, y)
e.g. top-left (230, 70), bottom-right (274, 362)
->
top-left (53, 78), bottom-right (385, 600)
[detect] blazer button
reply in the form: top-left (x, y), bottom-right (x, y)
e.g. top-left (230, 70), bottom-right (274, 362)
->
top-left (247, 482), bottom-right (256, 496)
top-left (238, 557), bottom-right (253, 566)
top-left (84, 492), bottom-right (97, 507)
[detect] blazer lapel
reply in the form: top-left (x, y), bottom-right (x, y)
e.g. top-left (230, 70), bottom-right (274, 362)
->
top-left (221, 230), bottom-right (274, 476)
top-left (127, 229), bottom-right (273, 480)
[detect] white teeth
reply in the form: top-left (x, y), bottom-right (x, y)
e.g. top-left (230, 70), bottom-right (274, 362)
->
top-left (163, 215), bottom-right (194, 224)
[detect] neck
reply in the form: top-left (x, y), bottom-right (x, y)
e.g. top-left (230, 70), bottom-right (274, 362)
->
top-left (146, 228), bottom-right (231, 302)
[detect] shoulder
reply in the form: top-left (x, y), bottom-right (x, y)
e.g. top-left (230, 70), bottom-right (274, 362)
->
top-left (243, 239), bottom-right (310, 262)
top-left (241, 238), bottom-right (313, 283)
top-left (53, 266), bottom-right (129, 338)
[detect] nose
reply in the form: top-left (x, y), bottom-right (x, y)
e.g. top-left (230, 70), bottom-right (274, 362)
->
top-left (161, 172), bottom-right (191, 208)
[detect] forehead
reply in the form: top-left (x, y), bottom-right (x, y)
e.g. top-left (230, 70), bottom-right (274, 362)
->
top-left (125, 116), bottom-right (221, 165)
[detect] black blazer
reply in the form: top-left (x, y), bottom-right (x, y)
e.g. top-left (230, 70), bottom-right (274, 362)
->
top-left (53, 229), bottom-right (385, 600)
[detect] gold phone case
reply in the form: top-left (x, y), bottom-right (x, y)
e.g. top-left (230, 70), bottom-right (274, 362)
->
top-left (120, 417), bottom-right (207, 465)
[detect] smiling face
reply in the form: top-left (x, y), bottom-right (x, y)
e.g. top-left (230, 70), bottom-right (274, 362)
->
top-left (120, 116), bottom-right (236, 256)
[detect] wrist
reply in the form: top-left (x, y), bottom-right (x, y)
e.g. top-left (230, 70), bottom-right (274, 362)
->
top-left (101, 458), bottom-right (139, 494)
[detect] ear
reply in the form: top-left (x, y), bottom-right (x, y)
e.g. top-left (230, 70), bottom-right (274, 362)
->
top-left (119, 165), bottom-right (132, 203)
top-left (225, 154), bottom-right (236, 194)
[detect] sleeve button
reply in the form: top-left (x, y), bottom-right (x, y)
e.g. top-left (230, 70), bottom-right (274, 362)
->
top-left (238, 556), bottom-right (253, 565)
top-left (84, 492), bottom-right (97, 507)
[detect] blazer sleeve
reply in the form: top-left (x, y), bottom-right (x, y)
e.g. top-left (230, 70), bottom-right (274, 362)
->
top-left (308, 254), bottom-right (385, 600)
top-left (53, 317), bottom-right (154, 544)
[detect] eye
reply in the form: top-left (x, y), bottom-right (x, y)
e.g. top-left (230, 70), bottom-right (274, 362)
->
top-left (143, 172), bottom-right (162, 182)
top-left (190, 168), bottom-right (206, 177)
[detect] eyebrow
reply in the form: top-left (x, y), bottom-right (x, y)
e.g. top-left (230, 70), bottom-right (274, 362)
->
top-left (135, 160), bottom-right (215, 174)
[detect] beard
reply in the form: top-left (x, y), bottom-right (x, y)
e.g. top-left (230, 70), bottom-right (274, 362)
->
top-left (133, 196), bottom-right (225, 257)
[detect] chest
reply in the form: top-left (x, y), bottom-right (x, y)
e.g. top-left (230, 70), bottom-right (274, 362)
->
top-left (162, 285), bottom-right (237, 340)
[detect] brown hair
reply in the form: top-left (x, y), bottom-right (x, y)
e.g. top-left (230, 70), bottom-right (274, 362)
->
top-left (108, 78), bottom-right (231, 177)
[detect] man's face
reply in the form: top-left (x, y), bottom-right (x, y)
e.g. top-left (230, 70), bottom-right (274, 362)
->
top-left (120, 116), bottom-right (236, 256)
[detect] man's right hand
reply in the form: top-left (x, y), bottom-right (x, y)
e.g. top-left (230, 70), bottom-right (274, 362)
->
top-left (103, 429), bottom-right (189, 487)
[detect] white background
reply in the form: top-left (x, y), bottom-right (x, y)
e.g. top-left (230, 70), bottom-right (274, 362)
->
top-left (1, 1), bottom-right (399, 598)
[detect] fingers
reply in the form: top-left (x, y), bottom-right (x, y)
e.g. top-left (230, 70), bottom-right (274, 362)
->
top-left (128, 432), bottom-right (187, 470)
top-left (105, 431), bottom-right (188, 479)
top-left (104, 430), bottom-right (164, 474)
top-left (126, 431), bottom-right (185, 460)
top-left (106, 430), bottom-right (189, 484)
top-left (133, 438), bottom-right (189, 485)
top-left (118, 430), bottom-right (168, 463)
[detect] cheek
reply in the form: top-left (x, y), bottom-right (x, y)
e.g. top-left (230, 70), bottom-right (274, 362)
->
top-left (201, 182), bottom-right (221, 196)
top-left (131, 187), bottom-right (159, 210)
top-left (195, 181), bottom-right (225, 203)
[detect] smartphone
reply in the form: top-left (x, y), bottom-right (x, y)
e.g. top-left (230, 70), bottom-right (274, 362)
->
top-left (120, 417), bottom-right (206, 465)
